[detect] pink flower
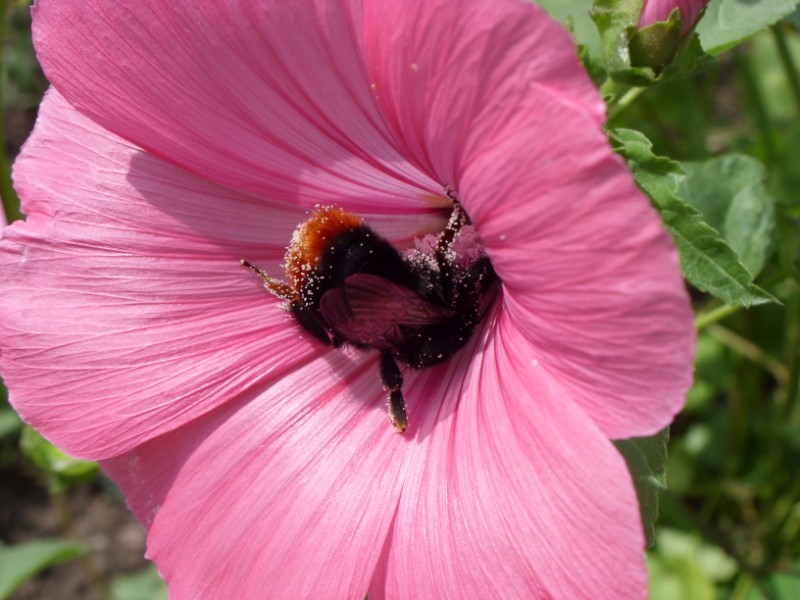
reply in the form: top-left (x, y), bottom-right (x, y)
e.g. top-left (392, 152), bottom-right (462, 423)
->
top-left (0, 0), bottom-right (694, 598)
top-left (639, 0), bottom-right (711, 37)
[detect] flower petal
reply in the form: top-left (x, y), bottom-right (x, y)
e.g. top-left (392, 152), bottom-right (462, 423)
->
top-left (460, 91), bottom-right (694, 439)
top-left (32, 0), bottom-right (438, 210)
top-left (1, 90), bottom-right (327, 458)
top-left (380, 307), bottom-right (648, 599)
top-left (362, 0), bottom-right (605, 186)
top-left (103, 351), bottom-right (407, 599)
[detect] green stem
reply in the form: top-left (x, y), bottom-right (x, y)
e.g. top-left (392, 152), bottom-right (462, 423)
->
top-left (734, 48), bottom-right (780, 165)
top-left (608, 86), bottom-right (646, 121)
top-left (694, 303), bottom-right (742, 330)
top-left (784, 284), bottom-right (800, 419)
top-left (771, 24), bottom-right (800, 118)
top-left (599, 78), bottom-right (621, 100)
top-left (695, 270), bottom-right (790, 330)
top-left (706, 324), bottom-right (789, 386)
top-left (729, 574), bottom-right (753, 600)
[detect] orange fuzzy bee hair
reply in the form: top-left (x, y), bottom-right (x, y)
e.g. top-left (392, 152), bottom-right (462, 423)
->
top-left (284, 206), bottom-right (363, 294)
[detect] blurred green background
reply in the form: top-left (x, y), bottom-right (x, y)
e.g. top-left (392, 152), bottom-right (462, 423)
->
top-left (2, 0), bottom-right (800, 598)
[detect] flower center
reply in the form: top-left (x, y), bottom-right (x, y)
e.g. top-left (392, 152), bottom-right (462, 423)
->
top-left (242, 200), bottom-right (496, 432)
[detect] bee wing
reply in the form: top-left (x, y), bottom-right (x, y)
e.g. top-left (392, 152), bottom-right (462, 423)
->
top-left (344, 273), bottom-right (453, 324)
top-left (319, 273), bottom-right (453, 348)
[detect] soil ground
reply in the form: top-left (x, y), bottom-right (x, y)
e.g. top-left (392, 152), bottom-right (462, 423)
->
top-left (1, 463), bottom-right (151, 600)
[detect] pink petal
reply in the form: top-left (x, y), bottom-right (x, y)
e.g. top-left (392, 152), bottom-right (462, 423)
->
top-left (5, 3), bottom-right (695, 597)
top-left (362, 0), bottom-right (605, 185)
top-left (379, 307), bottom-right (648, 599)
top-left (1, 90), bottom-right (330, 458)
top-left (32, 0), bottom-right (438, 211)
top-left (459, 91), bottom-right (695, 439)
top-left (103, 351), bottom-right (407, 599)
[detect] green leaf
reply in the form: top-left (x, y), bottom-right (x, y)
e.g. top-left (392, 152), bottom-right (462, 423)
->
top-left (577, 42), bottom-right (608, 87)
top-left (110, 565), bottom-right (168, 600)
top-left (647, 528), bottom-right (737, 600)
top-left (749, 30), bottom-right (800, 123)
top-left (678, 155), bottom-right (776, 278)
top-left (615, 429), bottom-right (669, 547)
top-left (788, 4), bottom-right (800, 29)
top-left (742, 560), bottom-right (800, 599)
top-left (697, 0), bottom-right (800, 55)
top-left (591, 0), bottom-right (660, 85)
top-left (0, 539), bottom-right (87, 600)
top-left (646, 552), bottom-right (716, 600)
top-left (628, 9), bottom-right (682, 71)
top-left (776, 213), bottom-right (800, 277)
top-left (19, 426), bottom-right (99, 492)
top-left (661, 30), bottom-right (713, 79)
top-left (609, 128), bottom-right (776, 307)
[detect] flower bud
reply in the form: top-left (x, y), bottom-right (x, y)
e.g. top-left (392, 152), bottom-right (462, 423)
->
top-left (639, 0), bottom-right (710, 37)
top-left (630, 0), bottom-right (710, 70)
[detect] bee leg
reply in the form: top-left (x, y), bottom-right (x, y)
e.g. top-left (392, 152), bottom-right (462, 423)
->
top-left (435, 198), bottom-right (467, 259)
top-left (379, 352), bottom-right (408, 433)
top-left (240, 259), bottom-right (294, 299)
top-left (433, 198), bottom-right (468, 293)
